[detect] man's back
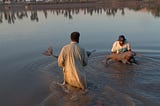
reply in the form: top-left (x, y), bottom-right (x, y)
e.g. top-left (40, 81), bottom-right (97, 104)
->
top-left (58, 32), bottom-right (88, 90)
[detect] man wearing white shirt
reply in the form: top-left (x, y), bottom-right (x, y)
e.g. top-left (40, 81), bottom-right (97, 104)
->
top-left (106, 35), bottom-right (136, 64)
top-left (111, 35), bottom-right (131, 53)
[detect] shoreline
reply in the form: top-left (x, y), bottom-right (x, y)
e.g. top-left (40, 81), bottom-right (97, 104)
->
top-left (1, 0), bottom-right (160, 11)
top-left (1, 1), bottom-right (99, 10)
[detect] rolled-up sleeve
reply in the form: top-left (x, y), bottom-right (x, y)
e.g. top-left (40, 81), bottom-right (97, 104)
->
top-left (58, 47), bottom-right (65, 67)
top-left (111, 42), bottom-right (117, 53)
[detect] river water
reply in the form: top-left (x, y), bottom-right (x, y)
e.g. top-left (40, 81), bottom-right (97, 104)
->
top-left (0, 2), bottom-right (160, 106)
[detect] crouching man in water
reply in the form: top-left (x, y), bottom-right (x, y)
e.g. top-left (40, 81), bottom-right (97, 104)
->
top-left (106, 35), bottom-right (136, 64)
top-left (58, 32), bottom-right (88, 90)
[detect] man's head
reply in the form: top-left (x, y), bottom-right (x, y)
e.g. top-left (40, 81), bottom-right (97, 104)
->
top-left (118, 35), bottom-right (126, 46)
top-left (71, 32), bottom-right (80, 43)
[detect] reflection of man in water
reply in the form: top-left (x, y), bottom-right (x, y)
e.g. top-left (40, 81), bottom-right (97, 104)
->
top-left (106, 35), bottom-right (136, 64)
top-left (58, 32), bottom-right (88, 90)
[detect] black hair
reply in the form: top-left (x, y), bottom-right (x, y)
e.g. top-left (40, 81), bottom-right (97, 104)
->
top-left (118, 35), bottom-right (126, 41)
top-left (70, 32), bottom-right (80, 42)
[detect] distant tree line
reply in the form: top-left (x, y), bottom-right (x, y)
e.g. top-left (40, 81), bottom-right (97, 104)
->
top-left (0, 0), bottom-right (98, 4)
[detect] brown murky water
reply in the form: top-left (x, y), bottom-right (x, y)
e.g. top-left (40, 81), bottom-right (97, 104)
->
top-left (38, 52), bottom-right (160, 106)
top-left (0, 1), bottom-right (160, 105)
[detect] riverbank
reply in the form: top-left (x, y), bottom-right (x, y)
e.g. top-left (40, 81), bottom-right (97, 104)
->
top-left (1, 0), bottom-right (160, 11)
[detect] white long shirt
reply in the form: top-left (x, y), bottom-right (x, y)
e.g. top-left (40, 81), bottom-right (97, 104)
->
top-left (58, 41), bottom-right (88, 89)
top-left (111, 41), bottom-right (131, 54)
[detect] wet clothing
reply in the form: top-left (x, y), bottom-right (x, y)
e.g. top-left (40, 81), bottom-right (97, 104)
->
top-left (58, 41), bottom-right (88, 90)
top-left (111, 41), bottom-right (131, 54)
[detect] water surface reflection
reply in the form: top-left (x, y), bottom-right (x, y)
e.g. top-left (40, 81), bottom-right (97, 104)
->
top-left (1, 0), bottom-right (160, 24)
top-left (0, 1), bottom-right (160, 106)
